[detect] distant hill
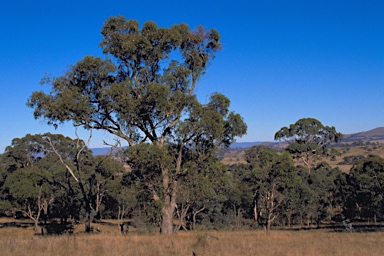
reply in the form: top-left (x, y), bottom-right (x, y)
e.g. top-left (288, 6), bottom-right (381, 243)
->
top-left (342, 127), bottom-right (384, 143)
top-left (91, 147), bottom-right (122, 156)
top-left (231, 127), bottom-right (384, 148)
top-left (230, 142), bottom-right (262, 148)
top-left (230, 141), bottom-right (285, 149)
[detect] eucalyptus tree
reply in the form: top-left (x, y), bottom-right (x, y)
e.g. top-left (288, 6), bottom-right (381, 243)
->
top-left (226, 163), bottom-right (254, 228)
top-left (1, 134), bottom-right (54, 230)
top-left (349, 155), bottom-right (384, 223)
top-left (28, 16), bottom-right (246, 234)
top-left (176, 159), bottom-right (229, 231)
top-left (245, 145), bottom-right (295, 232)
top-left (3, 167), bottom-right (53, 231)
top-left (305, 163), bottom-right (343, 227)
top-left (106, 175), bottom-right (138, 231)
top-left (2, 134), bottom-right (47, 169)
top-left (44, 133), bottom-right (126, 232)
top-left (274, 118), bottom-right (343, 172)
top-left (280, 168), bottom-right (312, 227)
top-left (92, 155), bottom-right (126, 220)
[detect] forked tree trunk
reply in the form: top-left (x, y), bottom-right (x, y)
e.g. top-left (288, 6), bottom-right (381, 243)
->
top-left (34, 219), bottom-right (40, 232)
top-left (266, 207), bottom-right (274, 233)
top-left (22, 193), bottom-right (47, 233)
top-left (117, 205), bottom-right (127, 228)
top-left (192, 206), bottom-right (205, 230)
top-left (175, 203), bottom-right (189, 232)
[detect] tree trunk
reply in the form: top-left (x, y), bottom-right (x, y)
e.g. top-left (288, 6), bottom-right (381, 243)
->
top-left (34, 219), bottom-right (40, 232)
top-left (237, 208), bottom-right (242, 228)
top-left (267, 218), bottom-right (271, 233)
top-left (299, 211), bottom-right (303, 228)
top-left (192, 206), bottom-right (205, 230)
top-left (161, 199), bottom-right (175, 234)
top-left (266, 209), bottom-right (273, 233)
top-left (159, 143), bottom-right (183, 235)
top-left (78, 181), bottom-right (92, 233)
top-left (85, 207), bottom-right (92, 233)
top-left (117, 205), bottom-right (127, 230)
top-left (24, 202), bottom-right (42, 233)
top-left (233, 204), bottom-right (237, 227)
top-left (160, 174), bottom-right (177, 235)
top-left (287, 214), bottom-right (291, 228)
top-left (253, 202), bottom-right (258, 223)
top-left (175, 203), bottom-right (189, 233)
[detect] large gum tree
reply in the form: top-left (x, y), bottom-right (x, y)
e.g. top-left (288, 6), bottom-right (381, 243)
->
top-left (28, 16), bottom-right (247, 234)
top-left (274, 118), bottom-right (343, 172)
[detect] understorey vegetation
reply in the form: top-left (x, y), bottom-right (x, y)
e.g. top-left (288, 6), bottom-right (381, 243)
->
top-left (0, 130), bottom-right (383, 235)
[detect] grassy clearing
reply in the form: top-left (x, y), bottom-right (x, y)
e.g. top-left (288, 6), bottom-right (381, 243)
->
top-left (0, 229), bottom-right (383, 256)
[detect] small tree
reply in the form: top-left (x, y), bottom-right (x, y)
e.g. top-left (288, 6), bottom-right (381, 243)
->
top-left (4, 167), bottom-right (53, 231)
top-left (43, 132), bottom-right (121, 233)
top-left (176, 160), bottom-right (227, 231)
top-left (92, 155), bottom-right (125, 220)
top-left (1, 134), bottom-right (55, 231)
top-left (306, 163), bottom-right (342, 227)
top-left (107, 175), bottom-right (138, 234)
top-left (274, 118), bottom-right (343, 172)
top-left (349, 155), bottom-right (384, 223)
top-left (245, 146), bottom-right (295, 232)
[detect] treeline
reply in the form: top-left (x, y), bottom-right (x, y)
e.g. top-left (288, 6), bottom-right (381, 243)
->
top-left (229, 147), bottom-right (384, 230)
top-left (1, 133), bottom-right (383, 234)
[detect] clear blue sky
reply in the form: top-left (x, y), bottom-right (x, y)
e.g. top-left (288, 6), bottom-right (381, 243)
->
top-left (1, 0), bottom-right (383, 152)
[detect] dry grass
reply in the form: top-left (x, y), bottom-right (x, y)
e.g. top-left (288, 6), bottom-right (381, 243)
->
top-left (329, 145), bottom-right (384, 172)
top-left (0, 229), bottom-right (383, 256)
top-left (220, 144), bottom-right (384, 173)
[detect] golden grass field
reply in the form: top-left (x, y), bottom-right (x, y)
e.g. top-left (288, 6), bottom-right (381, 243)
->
top-left (1, 220), bottom-right (383, 256)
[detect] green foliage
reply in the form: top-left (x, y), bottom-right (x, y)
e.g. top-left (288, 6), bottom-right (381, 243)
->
top-left (3, 134), bottom-right (47, 169)
top-left (28, 17), bottom-right (224, 146)
top-left (274, 118), bottom-right (343, 171)
top-left (4, 167), bottom-right (52, 201)
top-left (234, 146), bottom-right (296, 230)
top-left (177, 159), bottom-right (230, 230)
top-left (0, 200), bottom-right (13, 216)
top-left (348, 155), bottom-right (384, 221)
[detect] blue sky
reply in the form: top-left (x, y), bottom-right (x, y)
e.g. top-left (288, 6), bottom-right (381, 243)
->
top-left (1, 0), bottom-right (383, 152)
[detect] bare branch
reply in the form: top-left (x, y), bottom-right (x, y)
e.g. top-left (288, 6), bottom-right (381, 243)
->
top-left (46, 136), bottom-right (79, 183)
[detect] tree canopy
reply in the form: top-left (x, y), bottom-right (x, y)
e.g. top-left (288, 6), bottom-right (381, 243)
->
top-left (274, 118), bottom-right (343, 171)
top-left (28, 17), bottom-right (223, 147)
